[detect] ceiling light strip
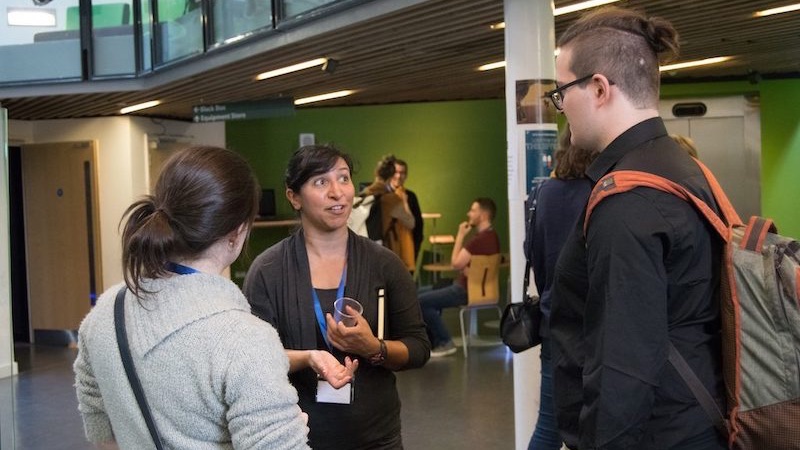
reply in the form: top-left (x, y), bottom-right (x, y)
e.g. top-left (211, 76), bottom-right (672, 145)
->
top-left (554, 0), bottom-right (623, 16)
top-left (489, 1), bottom-right (624, 29)
top-left (754, 3), bottom-right (800, 17)
top-left (478, 55), bottom-right (731, 73)
top-left (120, 100), bottom-right (161, 114)
top-left (659, 56), bottom-right (732, 72)
top-left (294, 90), bottom-right (355, 105)
top-left (478, 61), bottom-right (506, 71)
top-left (255, 58), bottom-right (328, 81)
top-left (7, 8), bottom-right (56, 27)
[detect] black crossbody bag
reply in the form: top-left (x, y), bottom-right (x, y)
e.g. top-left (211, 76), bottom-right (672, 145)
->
top-left (114, 286), bottom-right (165, 450)
top-left (499, 179), bottom-right (545, 352)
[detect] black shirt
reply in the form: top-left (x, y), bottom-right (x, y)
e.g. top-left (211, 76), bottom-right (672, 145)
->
top-left (550, 118), bottom-right (726, 449)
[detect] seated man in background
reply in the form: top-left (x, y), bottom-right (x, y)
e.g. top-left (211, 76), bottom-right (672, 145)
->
top-left (419, 198), bottom-right (500, 357)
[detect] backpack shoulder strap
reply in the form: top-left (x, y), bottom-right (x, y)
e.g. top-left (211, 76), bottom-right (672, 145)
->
top-left (584, 169), bottom-right (733, 241)
top-left (668, 342), bottom-right (730, 437)
top-left (691, 158), bottom-right (743, 229)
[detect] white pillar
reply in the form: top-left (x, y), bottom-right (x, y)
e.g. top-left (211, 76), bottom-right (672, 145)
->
top-left (504, 1), bottom-right (557, 449)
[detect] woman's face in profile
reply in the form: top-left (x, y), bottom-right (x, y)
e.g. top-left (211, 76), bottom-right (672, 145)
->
top-left (289, 157), bottom-right (355, 232)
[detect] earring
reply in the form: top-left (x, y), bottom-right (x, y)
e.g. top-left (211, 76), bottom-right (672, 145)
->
top-left (228, 240), bottom-right (235, 250)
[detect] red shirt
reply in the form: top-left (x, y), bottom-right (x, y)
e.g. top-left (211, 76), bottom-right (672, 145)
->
top-left (457, 227), bottom-right (500, 287)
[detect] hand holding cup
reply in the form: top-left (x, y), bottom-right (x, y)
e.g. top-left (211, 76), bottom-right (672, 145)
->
top-left (326, 298), bottom-right (379, 357)
top-left (333, 297), bottom-right (363, 327)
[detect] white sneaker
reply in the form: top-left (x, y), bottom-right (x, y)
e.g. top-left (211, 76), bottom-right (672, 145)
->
top-left (430, 341), bottom-right (457, 357)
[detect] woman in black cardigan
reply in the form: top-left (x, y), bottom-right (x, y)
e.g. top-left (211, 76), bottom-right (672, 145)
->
top-left (244, 144), bottom-right (430, 450)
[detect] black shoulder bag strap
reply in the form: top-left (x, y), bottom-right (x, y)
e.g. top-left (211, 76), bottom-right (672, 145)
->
top-left (522, 179), bottom-right (545, 299)
top-left (114, 286), bottom-right (165, 450)
top-left (667, 342), bottom-right (729, 437)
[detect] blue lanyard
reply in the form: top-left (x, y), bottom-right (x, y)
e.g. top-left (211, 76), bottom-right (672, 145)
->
top-left (166, 262), bottom-right (199, 275)
top-left (312, 265), bottom-right (347, 350)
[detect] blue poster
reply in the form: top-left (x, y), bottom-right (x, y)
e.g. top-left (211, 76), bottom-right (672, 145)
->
top-left (525, 129), bottom-right (558, 192)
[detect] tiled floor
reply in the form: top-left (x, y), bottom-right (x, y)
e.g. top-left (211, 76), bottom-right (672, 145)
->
top-left (1, 342), bottom-right (515, 449)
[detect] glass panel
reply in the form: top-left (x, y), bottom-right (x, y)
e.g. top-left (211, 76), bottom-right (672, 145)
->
top-left (0, 0), bottom-right (81, 84)
top-left (211, 0), bottom-right (272, 46)
top-left (281, 0), bottom-right (340, 20)
top-left (140, 0), bottom-right (152, 72)
top-left (92, 0), bottom-right (136, 77)
top-left (0, 107), bottom-right (15, 450)
top-left (155, 0), bottom-right (203, 65)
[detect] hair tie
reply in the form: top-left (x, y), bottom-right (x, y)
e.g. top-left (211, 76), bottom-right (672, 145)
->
top-left (154, 207), bottom-right (172, 221)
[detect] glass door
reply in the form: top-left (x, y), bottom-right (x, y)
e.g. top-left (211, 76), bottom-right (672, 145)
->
top-left (0, 105), bottom-right (16, 449)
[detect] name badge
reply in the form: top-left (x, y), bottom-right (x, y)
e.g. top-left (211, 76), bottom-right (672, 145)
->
top-left (316, 380), bottom-right (353, 404)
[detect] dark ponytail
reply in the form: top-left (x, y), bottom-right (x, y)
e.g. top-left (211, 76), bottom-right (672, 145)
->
top-left (120, 146), bottom-right (259, 297)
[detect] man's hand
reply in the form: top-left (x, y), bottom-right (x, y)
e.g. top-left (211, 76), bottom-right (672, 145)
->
top-left (457, 221), bottom-right (471, 238)
top-left (395, 185), bottom-right (408, 202)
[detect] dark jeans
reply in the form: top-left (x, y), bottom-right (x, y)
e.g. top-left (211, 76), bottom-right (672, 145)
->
top-left (528, 336), bottom-right (562, 450)
top-left (418, 283), bottom-right (466, 347)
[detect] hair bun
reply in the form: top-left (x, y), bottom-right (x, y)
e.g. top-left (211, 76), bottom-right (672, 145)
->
top-left (376, 154), bottom-right (397, 180)
top-left (643, 16), bottom-right (679, 61)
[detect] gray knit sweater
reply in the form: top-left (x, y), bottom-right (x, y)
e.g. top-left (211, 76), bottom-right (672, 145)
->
top-left (74, 274), bottom-right (310, 449)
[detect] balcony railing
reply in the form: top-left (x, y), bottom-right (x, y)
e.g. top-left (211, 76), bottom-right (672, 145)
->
top-left (0, 0), bottom-right (363, 86)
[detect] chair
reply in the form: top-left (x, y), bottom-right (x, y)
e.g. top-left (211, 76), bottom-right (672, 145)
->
top-left (459, 253), bottom-right (502, 357)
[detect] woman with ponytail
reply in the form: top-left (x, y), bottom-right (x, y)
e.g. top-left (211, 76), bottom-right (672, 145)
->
top-left (74, 146), bottom-right (310, 449)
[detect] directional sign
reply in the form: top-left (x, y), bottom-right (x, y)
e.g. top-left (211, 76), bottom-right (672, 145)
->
top-left (192, 98), bottom-right (294, 122)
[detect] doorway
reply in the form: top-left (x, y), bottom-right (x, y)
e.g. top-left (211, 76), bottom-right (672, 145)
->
top-left (19, 141), bottom-right (102, 345)
top-left (9, 146), bottom-right (29, 343)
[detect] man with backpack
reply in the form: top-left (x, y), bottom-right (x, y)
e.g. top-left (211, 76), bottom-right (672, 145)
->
top-left (548, 7), bottom-right (726, 449)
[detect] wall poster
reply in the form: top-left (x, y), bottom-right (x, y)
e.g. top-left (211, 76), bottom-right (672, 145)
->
top-left (523, 128), bottom-right (558, 193)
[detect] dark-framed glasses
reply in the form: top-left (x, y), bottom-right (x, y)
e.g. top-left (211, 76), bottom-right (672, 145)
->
top-left (543, 74), bottom-right (618, 111)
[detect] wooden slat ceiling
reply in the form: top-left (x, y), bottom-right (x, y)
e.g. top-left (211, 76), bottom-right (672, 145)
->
top-left (1, 0), bottom-right (798, 121)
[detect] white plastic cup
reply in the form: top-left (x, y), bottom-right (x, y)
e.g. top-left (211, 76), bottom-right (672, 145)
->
top-left (333, 297), bottom-right (363, 327)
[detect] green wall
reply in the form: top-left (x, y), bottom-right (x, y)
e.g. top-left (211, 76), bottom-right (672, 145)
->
top-left (228, 79), bottom-right (800, 271)
top-left (662, 79), bottom-right (800, 237)
top-left (759, 80), bottom-right (800, 237)
top-left (226, 99), bottom-right (509, 281)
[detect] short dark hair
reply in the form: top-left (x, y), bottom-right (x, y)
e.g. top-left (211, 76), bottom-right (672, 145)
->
top-left (285, 144), bottom-right (354, 192)
top-left (395, 158), bottom-right (408, 170)
top-left (121, 146), bottom-right (259, 296)
top-left (554, 125), bottom-right (598, 179)
top-left (473, 197), bottom-right (497, 222)
top-left (558, 6), bottom-right (679, 108)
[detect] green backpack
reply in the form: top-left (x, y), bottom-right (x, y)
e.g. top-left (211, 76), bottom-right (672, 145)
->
top-left (584, 160), bottom-right (800, 450)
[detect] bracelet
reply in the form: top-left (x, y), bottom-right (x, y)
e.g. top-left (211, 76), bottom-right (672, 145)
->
top-left (368, 339), bottom-right (387, 366)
